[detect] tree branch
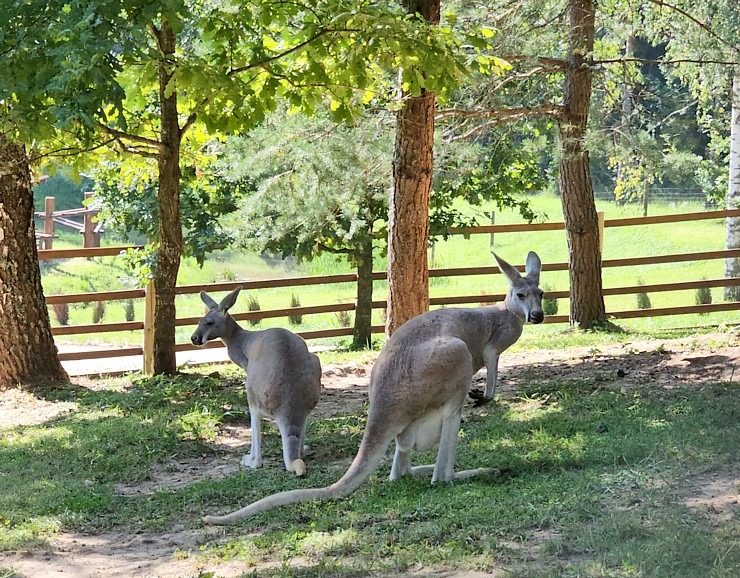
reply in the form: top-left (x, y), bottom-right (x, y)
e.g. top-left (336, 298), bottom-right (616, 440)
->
top-left (228, 29), bottom-right (335, 77)
top-left (436, 104), bottom-right (563, 121)
top-left (502, 55), bottom-right (568, 69)
top-left (488, 65), bottom-right (564, 94)
top-left (647, 0), bottom-right (740, 54)
top-left (317, 242), bottom-right (351, 255)
top-left (97, 123), bottom-right (163, 151)
top-left (148, 22), bottom-right (162, 52)
top-left (28, 138), bottom-right (118, 163)
top-left (596, 57), bottom-right (740, 67)
top-left (438, 104), bottom-right (564, 142)
top-left (180, 112), bottom-right (198, 138)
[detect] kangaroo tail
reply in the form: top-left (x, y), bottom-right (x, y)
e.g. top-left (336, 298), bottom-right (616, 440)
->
top-left (204, 426), bottom-right (396, 525)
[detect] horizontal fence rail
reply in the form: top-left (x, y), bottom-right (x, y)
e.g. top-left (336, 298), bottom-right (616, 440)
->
top-left (47, 209), bottom-right (740, 368)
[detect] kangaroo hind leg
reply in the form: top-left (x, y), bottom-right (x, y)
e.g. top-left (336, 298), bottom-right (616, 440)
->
top-left (277, 416), bottom-right (308, 476)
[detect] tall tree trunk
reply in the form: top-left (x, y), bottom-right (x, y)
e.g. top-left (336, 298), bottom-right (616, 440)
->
top-left (353, 236), bottom-right (374, 349)
top-left (0, 135), bottom-right (69, 388)
top-left (152, 19), bottom-right (183, 374)
top-left (725, 68), bottom-right (740, 301)
top-left (385, 0), bottom-right (439, 336)
top-left (557, 0), bottom-right (606, 329)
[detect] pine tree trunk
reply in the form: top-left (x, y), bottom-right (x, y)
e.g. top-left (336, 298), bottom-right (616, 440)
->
top-left (152, 19), bottom-right (183, 374)
top-left (0, 135), bottom-right (69, 388)
top-left (353, 237), bottom-right (374, 349)
top-left (558, 0), bottom-right (606, 329)
top-left (385, 0), bottom-right (439, 336)
top-left (725, 69), bottom-right (740, 301)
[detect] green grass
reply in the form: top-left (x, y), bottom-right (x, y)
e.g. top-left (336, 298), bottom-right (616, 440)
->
top-left (1, 341), bottom-right (738, 576)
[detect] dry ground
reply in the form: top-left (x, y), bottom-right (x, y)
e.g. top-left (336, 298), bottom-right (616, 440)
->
top-left (1, 332), bottom-right (738, 578)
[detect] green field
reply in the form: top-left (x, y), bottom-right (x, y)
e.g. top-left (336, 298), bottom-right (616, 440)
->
top-left (41, 193), bottom-right (736, 353)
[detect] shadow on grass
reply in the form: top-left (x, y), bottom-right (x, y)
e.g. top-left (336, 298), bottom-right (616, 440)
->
top-left (1, 349), bottom-right (738, 576)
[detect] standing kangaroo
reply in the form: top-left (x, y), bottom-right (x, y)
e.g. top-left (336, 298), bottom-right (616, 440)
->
top-left (204, 252), bottom-right (543, 525)
top-left (191, 288), bottom-right (322, 476)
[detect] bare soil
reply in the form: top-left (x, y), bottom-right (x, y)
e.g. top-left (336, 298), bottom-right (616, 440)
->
top-left (1, 332), bottom-right (738, 578)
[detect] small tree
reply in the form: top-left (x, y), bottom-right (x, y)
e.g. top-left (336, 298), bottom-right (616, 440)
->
top-left (92, 160), bottom-right (249, 266)
top-left (288, 294), bottom-right (303, 326)
top-left (636, 279), bottom-right (652, 310)
top-left (227, 113), bottom-right (389, 349)
top-left (228, 111), bottom-right (540, 348)
top-left (695, 281), bottom-right (712, 309)
top-left (246, 295), bottom-right (262, 327)
top-left (541, 284), bottom-right (559, 316)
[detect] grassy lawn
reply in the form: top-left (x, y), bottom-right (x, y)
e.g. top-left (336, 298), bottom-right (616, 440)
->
top-left (1, 330), bottom-right (738, 577)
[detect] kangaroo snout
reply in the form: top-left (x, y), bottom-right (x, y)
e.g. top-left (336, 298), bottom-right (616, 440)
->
top-left (191, 333), bottom-right (203, 346)
top-left (529, 310), bottom-right (544, 324)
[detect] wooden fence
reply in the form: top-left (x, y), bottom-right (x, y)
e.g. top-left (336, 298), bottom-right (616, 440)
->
top-left (35, 193), bottom-right (103, 249)
top-left (39, 208), bottom-right (740, 368)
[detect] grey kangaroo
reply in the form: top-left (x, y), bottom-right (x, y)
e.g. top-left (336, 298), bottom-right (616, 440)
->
top-left (204, 252), bottom-right (543, 525)
top-left (191, 288), bottom-right (321, 476)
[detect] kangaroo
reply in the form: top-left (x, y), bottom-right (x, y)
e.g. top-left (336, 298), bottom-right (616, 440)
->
top-left (191, 288), bottom-right (322, 476)
top-left (203, 252), bottom-right (543, 525)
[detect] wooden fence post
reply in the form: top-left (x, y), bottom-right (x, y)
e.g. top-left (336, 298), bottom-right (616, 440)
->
top-left (143, 281), bottom-right (156, 374)
top-left (489, 211), bottom-right (495, 249)
top-left (44, 196), bottom-right (55, 250)
top-left (597, 210), bottom-right (605, 254)
top-left (83, 191), bottom-right (101, 248)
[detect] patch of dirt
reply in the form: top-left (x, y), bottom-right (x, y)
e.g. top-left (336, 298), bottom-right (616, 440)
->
top-left (0, 527), bottom-right (245, 578)
top-left (475, 331), bottom-right (739, 396)
top-left (0, 388), bottom-right (77, 428)
top-left (1, 331), bottom-right (738, 578)
top-left (685, 469), bottom-right (740, 526)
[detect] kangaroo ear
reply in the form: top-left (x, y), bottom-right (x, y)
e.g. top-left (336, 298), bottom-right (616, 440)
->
top-left (525, 252), bottom-right (542, 285)
top-left (493, 252), bottom-right (521, 284)
top-left (218, 287), bottom-right (242, 313)
top-left (200, 291), bottom-right (219, 311)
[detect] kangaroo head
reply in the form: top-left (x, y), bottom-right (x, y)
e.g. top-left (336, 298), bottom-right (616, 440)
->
top-left (494, 251), bottom-right (544, 324)
top-left (191, 287), bottom-right (242, 346)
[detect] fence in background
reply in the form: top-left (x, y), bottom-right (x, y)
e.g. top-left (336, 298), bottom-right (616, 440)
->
top-left (39, 208), bottom-right (740, 369)
top-left (35, 193), bottom-right (102, 249)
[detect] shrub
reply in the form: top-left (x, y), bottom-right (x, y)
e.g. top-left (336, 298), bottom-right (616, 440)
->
top-left (92, 300), bottom-right (106, 323)
top-left (51, 302), bottom-right (69, 326)
top-left (542, 284), bottom-right (559, 316)
top-left (695, 281), bottom-right (711, 314)
top-left (123, 299), bottom-right (136, 322)
top-left (216, 268), bottom-right (237, 282)
top-left (288, 293), bottom-right (302, 325)
top-left (334, 309), bottom-right (352, 328)
top-left (636, 279), bottom-right (652, 310)
top-left (246, 294), bottom-right (261, 326)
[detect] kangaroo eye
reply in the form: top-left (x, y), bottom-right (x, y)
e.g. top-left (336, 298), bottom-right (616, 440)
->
top-left (517, 293), bottom-right (526, 300)
top-left (204, 320), bottom-right (214, 326)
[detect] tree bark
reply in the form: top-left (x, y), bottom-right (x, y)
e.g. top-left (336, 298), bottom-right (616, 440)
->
top-left (557, 0), bottom-right (606, 329)
top-left (352, 236), bottom-right (374, 349)
top-left (725, 68), bottom-right (740, 301)
top-left (152, 19), bottom-right (183, 374)
top-left (385, 0), bottom-right (439, 336)
top-left (0, 135), bottom-right (69, 388)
